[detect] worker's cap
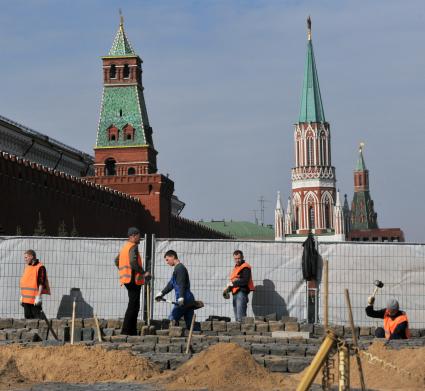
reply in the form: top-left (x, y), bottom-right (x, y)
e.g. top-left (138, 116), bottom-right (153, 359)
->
top-left (127, 227), bottom-right (141, 236)
top-left (386, 298), bottom-right (399, 311)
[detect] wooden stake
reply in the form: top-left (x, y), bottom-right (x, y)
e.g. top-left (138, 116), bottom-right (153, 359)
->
top-left (94, 314), bottom-right (102, 343)
top-left (70, 298), bottom-right (76, 345)
top-left (185, 313), bottom-right (196, 354)
top-left (344, 289), bottom-right (366, 391)
top-left (324, 259), bottom-right (329, 330)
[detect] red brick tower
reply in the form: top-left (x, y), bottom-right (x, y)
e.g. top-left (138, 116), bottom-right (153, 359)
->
top-left (87, 16), bottom-right (173, 236)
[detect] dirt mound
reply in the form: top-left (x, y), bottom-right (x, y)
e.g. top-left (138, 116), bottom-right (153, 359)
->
top-left (0, 358), bottom-right (28, 390)
top-left (294, 341), bottom-right (425, 391)
top-left (159, 342), bottom-right (295, 391)
top-left (0, 344), bottom-right (160, 385)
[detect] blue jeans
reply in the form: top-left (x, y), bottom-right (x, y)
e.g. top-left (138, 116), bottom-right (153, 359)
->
top-left (233, 290), bottom-right (248, 322)
top-left (170, 305), bottom-right (194, 329)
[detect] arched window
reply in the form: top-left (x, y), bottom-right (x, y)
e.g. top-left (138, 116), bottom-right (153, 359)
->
top-left (123, 124), bottom-right (135, 141)
top-left (324, 202), bottom-right (330, 229)
top-left (107, 125), bottom-right (119, 141)
top-left (307, 137), bottom-right (313, 166)
top-left (294, 207), bottom-right (299, 230)
top-left (309, 206), bottom-right (315, 229)
top-left (104, 158), bottom-right (116, 176)
top-left (128, 167), bottom-right (136, 175)
top-left (123, 64), bottom-right (130, 78)
top-left (320, 132), bottom-right (326, 166)
top-left (109, 64), bottom-right (116, 79)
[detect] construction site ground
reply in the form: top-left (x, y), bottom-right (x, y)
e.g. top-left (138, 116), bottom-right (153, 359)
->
top-left (1, 316), bottom-right (425, 390)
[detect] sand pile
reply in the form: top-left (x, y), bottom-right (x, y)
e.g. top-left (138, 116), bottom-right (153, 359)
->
top-left (0, 344), bottom-right (159, 387)
top-left (159, 342), bottom-right (295, 391)
top-left (294, 341), bottom-right (425, 391)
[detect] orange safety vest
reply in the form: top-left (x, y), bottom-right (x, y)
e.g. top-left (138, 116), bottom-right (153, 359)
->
top-left (20, 261), bottom-right (50, 305)
top-left (118, 241), bottom-right (144, 286)
top-left (383, 310), bottom-right (411, 340)
top-left (230, 262), bottom-right (255, 294)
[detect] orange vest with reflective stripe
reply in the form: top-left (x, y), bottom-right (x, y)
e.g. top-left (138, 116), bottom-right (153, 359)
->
top-left (384, 310), bottom-right (411, 339)
top-left (230, 262), bottom-right (255, 294)
top-left (20, 262), bottom-right (50, 304)
top-left (118, 241), bottom-right (144, 285)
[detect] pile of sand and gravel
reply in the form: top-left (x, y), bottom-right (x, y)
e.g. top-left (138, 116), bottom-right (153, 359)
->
top-left (294, 340), bottom-right (425, 391)
top-left (0, 344), bottom-right (159, 390)
top-left (157, 342), bottom-right (294, 391)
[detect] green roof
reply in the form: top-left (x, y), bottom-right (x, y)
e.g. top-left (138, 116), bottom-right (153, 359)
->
top-left (109, 20), bottom-right (136, 56)
top-left (199, 221), bottom-right (274, 240)
top-left (355, 147), bottom-right (367, 171)
top-left (298, 34), bottom-right (325, 123)
top-left (96, 85), bottom-right (151, 148)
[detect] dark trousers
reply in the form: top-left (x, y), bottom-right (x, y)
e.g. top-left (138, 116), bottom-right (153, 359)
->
top-left (121, 282), bottom-right (141, 335)
top-left (23, 303), bottom-right (42, 319)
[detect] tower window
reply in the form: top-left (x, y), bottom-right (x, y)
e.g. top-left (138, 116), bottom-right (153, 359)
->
top-left (325, 202), bottom-right (330, 229)
top-left (295, 207), bottom-right (299, 230)
top-left (107, 125), bottom-right (119, 141)
top-left (104, 158), bottom-right (116, 176)
top-left (119, 109), bottom-right (122, 117)
top-left (128, 167), bottom-right (136, 175)
top-left (123, 124), bottom-right (135, 141)
top-left (307, 137), bottom-right (314, 166)
top-left (123, 64), bottom-right (130, 78)
top-left (110, 64), bottom-right (116, 79)
top-left (309, 206), bottom-right (315, 229)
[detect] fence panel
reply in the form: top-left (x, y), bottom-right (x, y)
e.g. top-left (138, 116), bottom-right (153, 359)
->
top-left (152, 239), bottom-right (305, 322)
top-left (319, 242), bottom-right (425, 328)
top-left (0, 236), bottom-right (144, 319)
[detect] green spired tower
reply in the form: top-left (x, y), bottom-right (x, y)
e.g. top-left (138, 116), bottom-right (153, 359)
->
top-left (350, 143), bottom-right (378, 230)
top-left (94, 14), bottom-right (157, 177)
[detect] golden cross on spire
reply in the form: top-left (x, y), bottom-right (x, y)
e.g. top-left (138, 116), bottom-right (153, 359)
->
top-left (307, 16), bottom-right (312, 40)
top-left (119, 8), bottom-right (124, 27)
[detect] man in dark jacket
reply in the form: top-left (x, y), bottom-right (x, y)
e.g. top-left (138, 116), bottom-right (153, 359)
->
top-left (154, 250), bottom-right (195, 329)
top-left (365, 297), bottom-right (410, 340)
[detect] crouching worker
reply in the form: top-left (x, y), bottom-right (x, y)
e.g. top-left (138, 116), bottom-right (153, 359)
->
top-left (20, 249), bottom-right (50, 319)
top-left (155, 250), bottom-right (196, 329)
top-left (365, 296), bottom-right (410, 340)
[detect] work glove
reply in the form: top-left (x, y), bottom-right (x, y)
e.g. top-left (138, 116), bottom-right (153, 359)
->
top-left (155, 291), bottom-right (163, 302)
top-left (223, 287), bottom-right (230, 300)
top-left (367, 296), bottom-right (375, 306)
top-left (34, 296), bottom-right (42, 306)
top-left (177, 297), bottom-right (184, 307)
top-left (144, 272), bottom-right (152, 282)
top-left (19, 295), bottom-right (23, 306)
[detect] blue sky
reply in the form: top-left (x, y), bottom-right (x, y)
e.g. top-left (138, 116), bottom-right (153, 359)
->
top-left (0, 1), bottom-right (424, 241)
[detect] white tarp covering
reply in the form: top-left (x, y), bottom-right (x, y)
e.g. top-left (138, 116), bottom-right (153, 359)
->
top-left (0, 237), bottom-right (143, 319)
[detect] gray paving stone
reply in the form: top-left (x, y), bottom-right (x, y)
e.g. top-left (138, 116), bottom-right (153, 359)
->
top-left (110, 335), bottom-right (127, 343)
top-left (103, 328), bottom-right (115, 337)
top-left (0, 319), bottom-right (13, 329)
top-left (168, 344), bottom-right (183, 353)
top-left (285, 322), bottom-right (300, 332)
top-left (200, 321), bottom-right (212, 331)
top-left (127, 336), bottom-right (144, 344)
top-left (241, 323), bottom-right (255, 332)
top-left (155, 344), bottom-right (168, 353)
top-left (212, 321), bottom-right (226, 332)
top-left (287, 357), bottom-right (311, 373)
top-left (242, 316), bottom-right (255, 324)
top-left (107, 319), bottom-right (123, 329)
top-left (169, 326), bottom-right (184, 337)
top-left (264, 356), bottom-right (288, 372)
top-left (82, 327), bottom-right (94, 341)
top-left (132, 343), bottom-right (156, 353)
top-left (269, 321), bottom-right (284, 332)
top-left (252, 354), bottom-right (265, 366)
top-left (286, 344), bottom-right (306, 356)
top-left (25, 319), bottom-right (40, 329)
top-left (255, 323), bottom-right (269, 333)
top-left (251, 343), bottom-right (270, 355)
top-left (169, 353), bottom-right (191, 370)
top-left (12, 319), bottom-right (26, 329)
top-left (226, 322), bottom-right (241, 332)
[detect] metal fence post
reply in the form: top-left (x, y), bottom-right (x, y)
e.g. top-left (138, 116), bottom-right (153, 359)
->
top-left (141, 233), bottom-right (148, 322)
top-left (150, 234), bottom-right (156, 322)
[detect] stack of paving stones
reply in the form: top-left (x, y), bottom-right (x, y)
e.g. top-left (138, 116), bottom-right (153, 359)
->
top-left (1, 315), bottom-right (424, 374)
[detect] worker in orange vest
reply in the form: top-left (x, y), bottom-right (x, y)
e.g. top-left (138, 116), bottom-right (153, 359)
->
top-left (224, 250), bottom-right (255, 322)
top-left (114, 227), bottom-right (151, 335)
top-left (366, 297), bottom-right (410, 340)
top-left (19, 249), bottom-right (50, 319)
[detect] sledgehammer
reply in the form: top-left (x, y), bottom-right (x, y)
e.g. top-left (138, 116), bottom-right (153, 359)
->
top-left (368, 280), bottom-right (384, 305)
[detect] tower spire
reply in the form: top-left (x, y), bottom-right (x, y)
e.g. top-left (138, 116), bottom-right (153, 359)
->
top-left (299, 16), bottom-right (325, 123)
top-left (109, 11), bottom-right (136, 57)
top-left (307, 16), bottom-right (312, 41)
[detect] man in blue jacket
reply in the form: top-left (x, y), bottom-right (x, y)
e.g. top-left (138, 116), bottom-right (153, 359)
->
top-left (155, 250), bottom-right (195, 329)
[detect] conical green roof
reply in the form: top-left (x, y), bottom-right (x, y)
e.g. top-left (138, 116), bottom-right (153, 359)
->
top-left (109, 19), bottom-right (136, 56)
top-left (299, 24), bottom-right (325, 123)
top-left (355, 145), bottom-right (367, 171)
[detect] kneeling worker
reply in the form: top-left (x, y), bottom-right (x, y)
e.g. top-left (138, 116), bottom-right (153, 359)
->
top-left (224, 250), bottom-right (254, 322)
top-left (365, 296), bottom-right (410, 340)
top-left (20, 249), bottom-right (50, 319)
top-left (155, 250), bottom-right (195, 329)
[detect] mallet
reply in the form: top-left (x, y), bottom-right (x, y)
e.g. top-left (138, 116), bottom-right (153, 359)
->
top-left (371, 280), bottom-right (384, 298)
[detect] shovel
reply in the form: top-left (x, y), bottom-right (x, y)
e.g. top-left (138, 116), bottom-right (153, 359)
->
top-left (157, 297), bottom-right (204, 310)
